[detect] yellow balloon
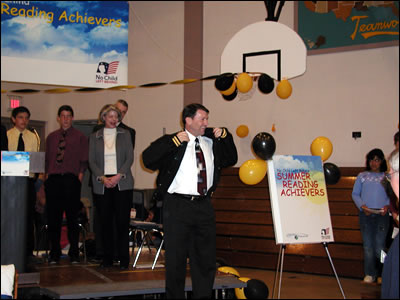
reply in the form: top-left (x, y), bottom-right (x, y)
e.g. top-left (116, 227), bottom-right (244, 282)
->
top-left (239, 159), bottom-right (267, 185)
top-left (220, 80), bottom-right (236, 96)
top-left (236, 73), bottom-right (253, 93)
top-left (276, 78), bottom-right (292, 99)
top-left (310, 136), bottom-right (333, 162)
top-left (218, 266), bottom-right (240, 277)
top-left (236, 125), bottom-right (249, 138)
top-left (235, 277), bottom-right (251, 299)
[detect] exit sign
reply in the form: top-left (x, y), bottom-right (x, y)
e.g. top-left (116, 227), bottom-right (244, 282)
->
top-left (7, 95), bottom-right (22, 111)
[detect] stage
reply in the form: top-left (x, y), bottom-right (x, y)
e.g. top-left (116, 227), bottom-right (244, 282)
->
top-left (23, 249), bottom-right (245, 299)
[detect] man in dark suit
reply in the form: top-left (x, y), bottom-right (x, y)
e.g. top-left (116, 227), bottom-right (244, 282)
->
top-left (142, 103), bottom-right (237, 299)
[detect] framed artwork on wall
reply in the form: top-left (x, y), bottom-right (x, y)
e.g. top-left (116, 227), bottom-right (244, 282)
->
top-left (294, 1), bottom-right (399, 55)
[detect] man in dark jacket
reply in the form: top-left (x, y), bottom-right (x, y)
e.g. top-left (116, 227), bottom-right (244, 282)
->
top-left (142, 103), bottom-right (237, 299)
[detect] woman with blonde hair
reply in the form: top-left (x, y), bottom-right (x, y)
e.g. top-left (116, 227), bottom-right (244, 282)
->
top-left (89, 104), bottom-right (134, 270)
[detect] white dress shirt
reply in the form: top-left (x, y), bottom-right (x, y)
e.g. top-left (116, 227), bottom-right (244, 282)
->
top-left (168, 130), bottom-right (214, 195)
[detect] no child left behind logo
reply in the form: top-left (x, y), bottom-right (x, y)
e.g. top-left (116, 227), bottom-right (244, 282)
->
top-left (321, 227), bottom-right (331, 240)
top-left (96, 61), bottom-right (119, 84)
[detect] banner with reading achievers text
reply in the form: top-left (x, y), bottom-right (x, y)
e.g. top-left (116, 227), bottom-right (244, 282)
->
top-left (267, 155), bottom-right (334, 244)
top-left (1, 1), bottom-right (128, 88)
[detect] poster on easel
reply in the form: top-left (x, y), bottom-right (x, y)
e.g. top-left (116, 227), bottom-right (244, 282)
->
top-left (1, 151), bottom-right (30, 176)
top-left (267, 155), bottom-right (334, 244)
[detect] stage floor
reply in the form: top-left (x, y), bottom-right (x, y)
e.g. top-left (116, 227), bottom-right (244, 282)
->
top-left (27, 248), bottom-right (245, 299)
top-left (22, 247), bottom-right (381, 299)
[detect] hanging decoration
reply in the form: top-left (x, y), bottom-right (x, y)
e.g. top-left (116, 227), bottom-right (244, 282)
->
top-left (220, 81), bottom-right (237, 96)
top-left (276, 78), bottom-right (292, 99)
top-left (222, 89), bottom-right (238, 101)
top-left (236, 73), bottom-right (253, 93)
top-left (258, 73), bottom-right (275, 94)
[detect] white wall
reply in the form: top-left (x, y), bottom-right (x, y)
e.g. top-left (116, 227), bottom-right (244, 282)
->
top-left (1, 1), bottom-right (399, 189)
top-left (203, 1), bottom-right (399, 168)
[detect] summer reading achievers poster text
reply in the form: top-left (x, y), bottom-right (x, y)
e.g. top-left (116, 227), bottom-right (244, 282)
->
top-left (267, 155), bottom-right (334, 244)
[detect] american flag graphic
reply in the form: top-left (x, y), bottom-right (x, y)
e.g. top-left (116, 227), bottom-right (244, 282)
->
top-left (321, 228), bottom-right (330, 235)
top-left (106, 61), bottom-right (119, 74)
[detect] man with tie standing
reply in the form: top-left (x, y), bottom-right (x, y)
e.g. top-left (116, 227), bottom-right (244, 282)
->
top-left (7, 106), bottom-right (39, 260)
top-left (142, 103), bottom-right (237, 299)
top-left (7, 106), bottom-right (38, 152)
top-left (44, 105), bottom-right (89, 264)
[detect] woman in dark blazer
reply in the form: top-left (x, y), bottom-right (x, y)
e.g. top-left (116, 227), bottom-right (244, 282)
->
top-left (89, 104), bottom-right (134, 269)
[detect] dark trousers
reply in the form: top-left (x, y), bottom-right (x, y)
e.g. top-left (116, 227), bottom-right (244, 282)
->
top-left (94, 188), bottom-right (132, 266)
top-left (93, 203), bottom-right (119, 259)
top-left (163, 193), bottom-right (216, 299)
top-left (359, 210), bottom-right (390, 277)
top-left (45, 174), bottom-right (82, 259)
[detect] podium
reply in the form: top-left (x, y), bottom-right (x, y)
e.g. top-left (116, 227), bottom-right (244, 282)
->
top-left (1, 151), bottom-right (45, 273)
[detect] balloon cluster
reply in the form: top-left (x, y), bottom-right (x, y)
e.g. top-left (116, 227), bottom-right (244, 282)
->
top-left (310, 136), bottom-right (341, 184)
top-left (218, 266), bottom-right (269, 299)
top-left (215, 72), bottom-right (292, 101)
top-left (238, 133), bottom-right (341, 185)
top-left (239, 132), bottom-right (276, 185)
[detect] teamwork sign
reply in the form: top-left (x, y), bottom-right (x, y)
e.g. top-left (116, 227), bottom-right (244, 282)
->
top-left (1, 1), bottom-right (129, 88)
top-left (267, 155), bottom-right (334, 244)
top-left (295, 1), bottom-right (399, 54)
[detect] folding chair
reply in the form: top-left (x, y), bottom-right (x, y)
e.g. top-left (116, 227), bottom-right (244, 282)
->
top-left (129, 190), bottom-right (150, 256)
top-left (130, 189), bottom-right (164, 269)
top-left (131, 220), bottom-right (163, 269)
top-left (35, 208), bottom-right (89, 263)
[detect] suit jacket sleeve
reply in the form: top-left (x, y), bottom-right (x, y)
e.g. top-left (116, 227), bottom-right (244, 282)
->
top-left (142, 132), bottom-right (183, 172)
top-left (88, 132), bottom-right (103, 179)
top-left (214, 127), bottom-right (238, 168)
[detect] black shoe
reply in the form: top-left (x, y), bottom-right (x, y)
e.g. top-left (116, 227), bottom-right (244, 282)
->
top-left (48, 257), bottom-right (60, 265)
top-left (70, 256), bottom-right (80, 264)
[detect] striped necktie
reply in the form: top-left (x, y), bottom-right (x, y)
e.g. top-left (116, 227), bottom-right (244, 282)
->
top-left (195, 138), bottom-right (207, 195)
top-left (56, 131), bottom-right (67, 164)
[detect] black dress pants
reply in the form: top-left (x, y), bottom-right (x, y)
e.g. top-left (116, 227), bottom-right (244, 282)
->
top-left (45, 174), bottom-right (82, 259)
top-left (163, 193), bottom-right (216, 299)
top-left (94, 187), bottom-right (132, 266)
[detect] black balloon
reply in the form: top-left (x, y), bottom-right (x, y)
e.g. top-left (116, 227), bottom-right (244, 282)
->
top-left (252, 132), bottom-right (276, 160)
top-left (215, 73), bottom-right (234, 91)
top-left (324, 162), bottom-right (341, 185)
top-left (244, 279), bottom-right (269, 299)
top-left (258, 73), bottom-right (274, 94)
top-left (222, 88), bottom-right (237, 101)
